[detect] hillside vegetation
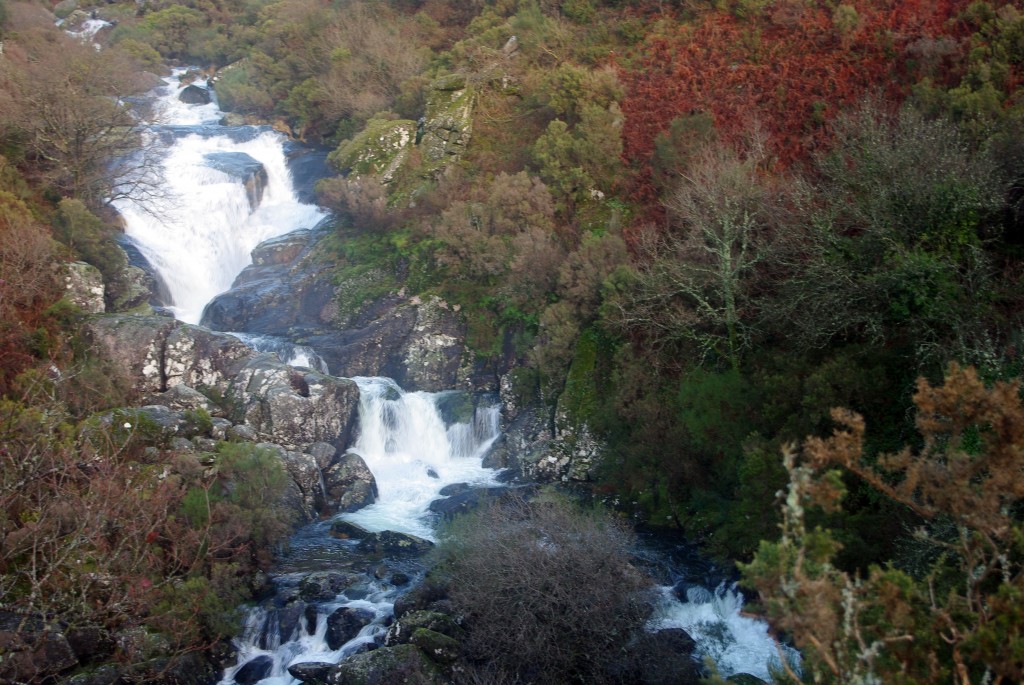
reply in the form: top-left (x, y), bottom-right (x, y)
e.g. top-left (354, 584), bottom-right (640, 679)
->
top-left (0, 0), bottom-right (1023, 681)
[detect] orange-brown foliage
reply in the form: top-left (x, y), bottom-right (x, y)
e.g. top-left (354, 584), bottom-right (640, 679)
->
top-left (620, 1), bottom-right (978, 207)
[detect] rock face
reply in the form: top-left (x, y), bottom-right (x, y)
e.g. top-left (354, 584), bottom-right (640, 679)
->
top-left (65, 261), bottom-right (105, 314)
top-left (326, 643), bottom-right (445, 685)
top-left (201, 228), bottom-right (481, 391)
top-left (85, 314), bottom-right (370, 522)
top-left (330, 117), bottom-right (417, 184)
top-left (419, 74), bottom-right (474, 172)
top-left (203, 151), bottom-right (268, 210)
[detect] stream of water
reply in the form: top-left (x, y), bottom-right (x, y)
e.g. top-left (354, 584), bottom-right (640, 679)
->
top-left (118, 70), bottom-right (798, 684)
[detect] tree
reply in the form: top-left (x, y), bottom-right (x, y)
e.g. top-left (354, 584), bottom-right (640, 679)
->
top-left (606, 140), bottom-right (780, 369)
top-left (742, 364), bottom-right (1024, 684)
top-left (0, 31), bottom-right (160, 208)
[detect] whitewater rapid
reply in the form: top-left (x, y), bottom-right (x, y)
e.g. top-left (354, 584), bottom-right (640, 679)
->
top-left (113, 71), bottom-right (324, 323)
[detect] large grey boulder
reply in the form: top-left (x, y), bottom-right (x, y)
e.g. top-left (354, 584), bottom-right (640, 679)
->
top-left (228, 356), bottom-right (359, 450)
top-left (323, 453), bottom-right (377, 513)
top-left (324, 607), bottom-right (375, 650)
top-left (179, 84), bottom-right (212, 105)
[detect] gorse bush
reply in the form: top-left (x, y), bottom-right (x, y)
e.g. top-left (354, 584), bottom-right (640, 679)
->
top-left (742, 364), bottom-right (1024, 683)
top-left (436, 491), bottom-right (654, 684)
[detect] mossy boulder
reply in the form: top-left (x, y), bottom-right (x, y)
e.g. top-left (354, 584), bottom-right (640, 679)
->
top-left (420, 76), bottom-right (475, 171)
top-left (328, 118), bottom-right (417, 184)
top-left (326, 644), bottom-right (445, 685)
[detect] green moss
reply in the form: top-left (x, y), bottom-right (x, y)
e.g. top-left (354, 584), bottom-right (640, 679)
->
top-left (328, 118), bottom-right (417, 178)
top-left (560, 328), bottom-right (600, 424)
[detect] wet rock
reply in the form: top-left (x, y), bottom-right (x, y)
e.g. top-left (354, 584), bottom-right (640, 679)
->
top-left (391, 572), bottom-right (411, 586)
top-left (357, 531), bottom-right (434, 557)
top-left (329, 520), bottom-right (372, 540)
top-left (234, 655), bottom-right (273, 685)
top-left (326, 643), bottom-right (444, 685)
top-left (325, 607), bottom-right (375, 650)
top-left (392, 579), bottom-right (448, 620)
top-left (288, 661), bottom-right (335, 685)
top-left (179, 84), bottom-right (212, 104)
top-left (728, 675), bottom-right (769, 685)
top-left (304, 605), bottom-right (319, 635)
top-left (323, 454), bottom-right (377, 513)
top-left (203, 151), bottom-right (267, 210)
top-left (298, 571), bottom-right (359, 602)
top-left (428, 486), bottom-right (508, 520)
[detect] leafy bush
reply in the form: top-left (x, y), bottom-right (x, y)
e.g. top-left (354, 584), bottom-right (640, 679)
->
top-left (437, 491), bottom-right (653, 684)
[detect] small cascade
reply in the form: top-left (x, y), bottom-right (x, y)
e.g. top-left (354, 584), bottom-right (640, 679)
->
top-left (113, 70), bottom-right (325, 324)
top-left (228, 332), bottom-right (330, 374)
top-left (648, 584), bottom-right (801, 680)
top-left (219, 379), bottom-right (501, 684)
top-left (340, 377), bottom-right (502, 539)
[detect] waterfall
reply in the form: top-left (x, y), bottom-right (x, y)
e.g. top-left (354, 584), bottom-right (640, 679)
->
top-left (341, 377), bottom-right (502, 540)
top-left (219, 379), bottom-right (501, 685)
top-left (113, 71), bottom-right (325, 324)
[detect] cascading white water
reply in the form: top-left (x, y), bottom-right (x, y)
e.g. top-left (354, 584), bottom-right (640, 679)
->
top-left (227, 332), bottom-right (330, 374)
top-left (341, 377), bottom-right (502, 539)
top-left (648, 584), bottom-right (801, 680)
top-left (219, 380), bottom-right (502, 685)
top-left (113, 71), bottom-right (325, 323)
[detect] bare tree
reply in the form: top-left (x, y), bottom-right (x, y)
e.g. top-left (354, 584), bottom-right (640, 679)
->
top-left (0, 30), bottom-right (163, 209)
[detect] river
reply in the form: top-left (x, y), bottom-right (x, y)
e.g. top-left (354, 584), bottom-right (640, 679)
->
top-left (115, 69), bottom-right (798, 684)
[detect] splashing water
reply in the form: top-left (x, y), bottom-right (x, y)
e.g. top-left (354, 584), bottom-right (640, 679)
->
top-left (340, 377), bottom-right (502, 539)
top-left (113, 70), bottom-right (325, 323)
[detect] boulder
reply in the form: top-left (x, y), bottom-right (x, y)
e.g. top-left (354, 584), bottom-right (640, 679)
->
top-left (233, 655), bottom-right (273, 685)
top-left (326, 644), bottom-right (445, 685)
top-left (229, 357), bottom-right (360, 450)
top-left (384, 610), bottom-right (464, 647)
top-left (325, 607), bottom-right (375, 650)
top-left (410, 628), bottom-right (459, 664)
top-left (307, 441), bottom-right (337, 469)
top-left (143, 384), bottom-right (217, 415)
top-left (298, 572), bottom-right (359, 602)
top-left (0, 612), bottom-right (78, 683)
top-left (65, 261), bottom-right (105, 314)
top-left (356, 530), bottom-right (434, 557)
top-left (329, 520), bottom-right (372, 540)
top-left (179, 84), bottom-right (212, 105)
top-left (203, 151), bottom-right (267, 210)
top-left (428, 486), bottom-right (508, 520)
top-left (323, 454), bottom-right (377, 513)
top-left (277, 448), bottom-right (323, 520)
top-left (288, 661), bottom-right (335, 685)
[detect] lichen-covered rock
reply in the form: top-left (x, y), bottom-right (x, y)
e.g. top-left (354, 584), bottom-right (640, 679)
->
top-left (384, 610), bottom-right (464, 647)
top-left (65, 261), bottom-right (105, 314)
top-left (323, 453), bottom-right (377, 513)
top-left (410, 628), bottom-right (459, 664)
top-left (163, 324), bottom-right (254, 396)
top-left (326, 644), bottom-right (445, 685)
top-left (277, 448), bottom-right (324, 520)
top-left (420, 75), bottom-right (474, 170)
top-left (106, 263), bottom-right (153, 312)
top-left (228, 357), bottom-right (360, 450)
top-left (85, 316), bottom-right (249, 396)
top-left (329, 118), bottom-right (417, 183)
top-left (143, 384), bottom-right (217, 415)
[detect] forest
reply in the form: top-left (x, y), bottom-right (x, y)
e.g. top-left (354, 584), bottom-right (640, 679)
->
top-left (0, 0), bottom-right (1022, 682)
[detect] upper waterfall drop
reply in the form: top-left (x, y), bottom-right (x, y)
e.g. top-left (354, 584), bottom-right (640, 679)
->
top-left (113, 70), bottom-right (325, 324)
